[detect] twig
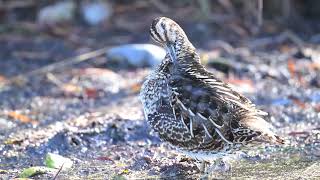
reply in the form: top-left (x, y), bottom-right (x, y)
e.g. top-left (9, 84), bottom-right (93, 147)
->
top-left (257, 0), bottom-right (263, 28)
top-left (209, 40), bottom-right (235, 54)
top-left (1, 46), bottom-right (110, 87)
top-left (46, 73), bottom-right (64, 87)
top-left (248, 30), bottom-right (305, 49)
top-left (52, 163), bottom-right (64, 180)
top-left (284, 31), bottom-right (305, 49)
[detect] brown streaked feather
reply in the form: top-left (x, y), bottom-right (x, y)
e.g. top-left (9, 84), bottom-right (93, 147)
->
top-left (168, 57), bottom-right (284, 146)
top-left (140, 17), bottom-right (284, 159)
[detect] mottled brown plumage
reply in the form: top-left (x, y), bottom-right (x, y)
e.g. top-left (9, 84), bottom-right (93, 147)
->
top-left (140, 17), bottom-right (284, 169)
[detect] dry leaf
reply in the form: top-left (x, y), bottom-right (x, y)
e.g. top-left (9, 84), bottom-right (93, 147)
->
top-left (288, 96), bottom-right (307, 109)
top-left (314, 104), bottom-right (320, 112)
top-left (84, 88), bottom-right (98, 99)
top-left (0, 74), bottom-right (7, 82)
top-left (61, 84), bottom-right (82, 94)
top-left (309, 62), bottom-right (320, 70)
top-left (130, 83), bottom-right (141, 93)
top-left (96, 156), bottom-right (114, 162)
top-left (287, 58), bottom-right (296, 78)
top-left (292, 99), bottom-right (306, 109)
top-left (121, 169), bottom-right (129, 174)
top-left (280, 45), bottom-right (291, 53)
top-left (7, 111), bottom-right (38, 125)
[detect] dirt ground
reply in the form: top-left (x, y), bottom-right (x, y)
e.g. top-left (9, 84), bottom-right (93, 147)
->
top-left (0, 5), bottom-right (320, 179)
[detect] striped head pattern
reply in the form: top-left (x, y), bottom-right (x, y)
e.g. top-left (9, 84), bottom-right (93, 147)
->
top-left (150, 17), bottom-right (193, 62)
top-left (150, 17), bottom-right (188, 45)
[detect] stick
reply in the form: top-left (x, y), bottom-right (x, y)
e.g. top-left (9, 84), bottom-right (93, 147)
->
top-left (1, 46), bottom-right (110, 86)
top-left (248, 31), bottom-right (304, 49)
top-left (257, 0), bottom-right (263, 28)
top-left (52, 163), bottom-right (64, 180)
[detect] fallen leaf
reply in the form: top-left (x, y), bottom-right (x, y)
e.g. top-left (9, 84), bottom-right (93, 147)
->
top-left (288, 96), bottom-right (307, 109)
top-left (7, 111), bottom-right (38, 125)
top-left (309, 62), bottom-right (320, 70)
top-left (45, 153), bottom-right (73, 170)
top-left (0, 74), bottom-right (7, 82)
top-left (288, 131), bottom-right (310, 137)
top-left (61, 83), bottom-right (82, 94)
top-left (287, 58), bottom-right (296, 78)
top-left (96, 156), bottom-right (114, 162)
top-left (4, 138), bottom-right (24, 145)
top-left (292, 99), bottom-right (306, 109)
top-left (0, 169), bottom-right (8, 174)
top-left (130, 83), bottom-right (141, 93)
top-left (84, 88), bottom-right (98, 99)
top-left (19, 166), bottom-right (56, 178)
top-left (314, 104), bottom-right (320, 112)
top-left (121, 169), bottom-right (129, 174)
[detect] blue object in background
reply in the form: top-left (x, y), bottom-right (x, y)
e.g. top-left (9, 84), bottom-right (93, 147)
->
top-left (106, 44), bottom-right (166, 68)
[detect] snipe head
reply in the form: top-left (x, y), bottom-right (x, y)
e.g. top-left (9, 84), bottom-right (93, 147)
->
top-left (150, 17), bottom-right (194, 63)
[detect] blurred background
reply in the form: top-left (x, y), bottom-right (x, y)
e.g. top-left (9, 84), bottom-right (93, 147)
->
top-left (0, 0), bottom-right (319, 76)
top-left (0, 0), bottom-right (319, 179)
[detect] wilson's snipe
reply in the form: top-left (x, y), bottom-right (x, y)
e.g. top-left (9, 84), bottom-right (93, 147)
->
top-left (140, 17), bottom-right (284, 173)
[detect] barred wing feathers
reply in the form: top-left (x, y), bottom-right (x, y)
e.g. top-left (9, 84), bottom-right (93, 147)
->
top-left (169, 63), bottom-right (284, 146)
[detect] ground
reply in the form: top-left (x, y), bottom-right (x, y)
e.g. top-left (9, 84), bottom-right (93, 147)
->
top-left (0, 19), bottom-right (320, 180)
